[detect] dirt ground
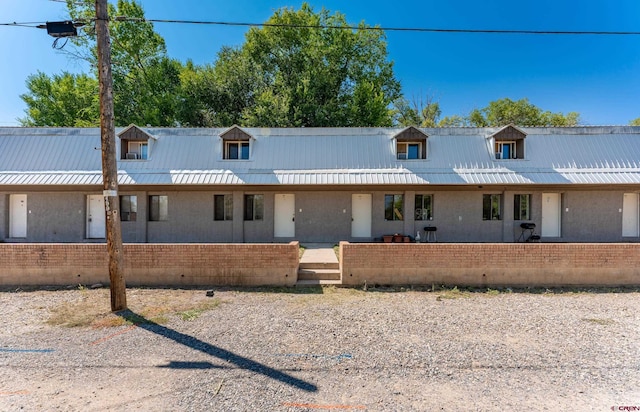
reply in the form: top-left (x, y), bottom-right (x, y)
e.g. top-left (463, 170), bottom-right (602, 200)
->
top-left (1, 286), bottom-right (639, 411)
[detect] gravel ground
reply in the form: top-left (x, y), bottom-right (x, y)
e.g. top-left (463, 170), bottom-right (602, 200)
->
top-left (1, 286), bottom-right (639, 411)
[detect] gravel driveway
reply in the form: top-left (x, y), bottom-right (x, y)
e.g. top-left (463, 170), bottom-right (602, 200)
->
top-left (1, 286), bottom-right (639, 411)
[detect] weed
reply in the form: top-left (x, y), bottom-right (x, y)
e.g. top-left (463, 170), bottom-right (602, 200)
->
top-left (47, 289), bottom-right (225, 328)
top-left (437, 286), bottom-right (470, 300)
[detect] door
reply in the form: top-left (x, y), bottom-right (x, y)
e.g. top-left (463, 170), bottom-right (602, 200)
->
top-left (274, 194), bottom-right (295, 238)
top-left (86, 195), bottom-right (106, 239)
top-left (351, 194), bottom-right (372, 238)
top-left (622, 193), bottom-right (639, 237)
top-left (9, 194), bottom-right (27, 238)
top-left (541, 193), bottom-right (561, 237)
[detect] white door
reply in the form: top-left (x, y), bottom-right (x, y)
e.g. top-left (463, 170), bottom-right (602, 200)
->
top-left (9, 194), bottom-right (27, 238)
top-left (541, 193), bottom-right (561, 237)
top-left (274, 194), bottom-right (295, 238)
top-left (351, 194), bottom-right (372, 238)
top-left (86, 195), bottom-right (106, 239)
top-left (622, 193), bottom-right (639, 237)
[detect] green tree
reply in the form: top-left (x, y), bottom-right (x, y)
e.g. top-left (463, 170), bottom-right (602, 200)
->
top-left (21, 0), bottom-right (182, 126)
top-left (178, 48), bottom-right (265, 127)
top-left (468, 97), bottom-right (580, 127)
top-left (437, 115), bottom-right (468, 127)
top-left (393, 96), bottom-right (442, 127)
top-left (236, 3), bottom-right (401, 127)
top-left (20, 72), bottom-right (99, 126)
top-left (630, 117), bottom-right (640, 126)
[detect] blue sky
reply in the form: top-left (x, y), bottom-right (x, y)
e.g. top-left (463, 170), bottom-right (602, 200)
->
top-left (1, 0), bottom-right (639, 126)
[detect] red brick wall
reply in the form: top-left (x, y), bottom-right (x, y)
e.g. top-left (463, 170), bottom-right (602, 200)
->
top-left (340, 242), bottom-right (640, 287)
top-left (0, 242), bottom-right (299, 287)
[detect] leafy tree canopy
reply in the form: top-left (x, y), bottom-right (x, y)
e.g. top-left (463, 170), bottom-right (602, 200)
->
top-left (468, 97), bottom-right (580, 127)
top-left (216, 3), bottom-right (400, 127)
top-left (630, 117), bottom-right (640, 126)
top-left (20, 71), bottom-right (99, 127)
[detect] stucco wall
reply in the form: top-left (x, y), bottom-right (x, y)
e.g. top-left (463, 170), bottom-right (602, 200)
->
top-left (1, 188), bottom-right (639, 243)
top-left (0, 242), bottom-right (299, 287)
top-left (339, 242), bottom-right (640, 287)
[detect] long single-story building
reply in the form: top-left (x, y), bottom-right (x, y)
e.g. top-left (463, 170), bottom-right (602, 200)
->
top-left (1, 124), bottom-right (639, 244)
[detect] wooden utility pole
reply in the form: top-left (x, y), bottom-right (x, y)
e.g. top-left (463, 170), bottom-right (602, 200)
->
top-left (95, 0), bottom-right (127, 311)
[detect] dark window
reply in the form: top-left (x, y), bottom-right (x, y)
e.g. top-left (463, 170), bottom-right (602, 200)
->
top-left (415, 194), bottom-right (433, 220)
top-left (385, 194), bottom-right (404, 221)
top-left (149, 195), bottom-right (168, 221)
top-left (225, 141), bottom-right (250, 159)
top-left (214, 194), bottom-right (233, 221)
top-left (244, 194), bottom-right (264, 221)
top-left (514, 194), bottom-right (531, 220)
top-left (483, 194), bottom-right (502, 221)
top-left (120, 195), bottom-right (137, 222)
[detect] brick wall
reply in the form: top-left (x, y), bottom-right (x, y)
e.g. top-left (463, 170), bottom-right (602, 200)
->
top-left (340, 242), bottom-right (640, 287)
top-left (0, 242), bottom-right (299, 287)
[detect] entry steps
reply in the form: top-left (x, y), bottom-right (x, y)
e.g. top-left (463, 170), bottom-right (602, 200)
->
top-left (297, 244), bottom-right (341, 286)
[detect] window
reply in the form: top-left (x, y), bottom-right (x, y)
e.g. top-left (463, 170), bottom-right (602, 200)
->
top-left (415, 194), bottom-right (433, 221)
top-left (214, 194), bottom-right (233, 221)
top-left (514, 194), bottom-right (531, 220)
top-left (120, 195), bottom-right (137, 222)
top-left (225, 141), bottom-right (250, 160)
top-left (385, 194), bottom-right (404, 221)
top-left (149, 195), bottom-right (168, 221)
top-left (126, 141), bottom-right (148, 160)
top-left (244, 194), bottom-right (264, 221)
top-left (483, 194), bottom-right (502, 221)
top-left (495, 141), bottom-right (515, 159)
top-left (397, 142), bottom-right (422, 160)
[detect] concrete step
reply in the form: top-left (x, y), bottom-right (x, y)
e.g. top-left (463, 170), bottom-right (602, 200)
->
top-left (299, 261), bottom-right (339, 270)
top-left (296, 279), bottom-right (343, 286)
top-left (297, 268), bottom-right (341, 281)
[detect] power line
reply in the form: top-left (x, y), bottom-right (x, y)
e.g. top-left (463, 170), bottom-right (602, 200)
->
top-left (123, 17), bottom-right (640, 36)
top-left (3, 18), bottom-right (640, 36)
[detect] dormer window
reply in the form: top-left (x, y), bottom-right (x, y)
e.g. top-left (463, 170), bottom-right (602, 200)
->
top-left (118, 124), bottom-right (155, 160)
top-left (394, 126), bottom-right (428, 160)
top-left (225, 141), bottom-right (249, 159)
top-left (220, 125), bottom-right (253, 160)
top-left (126, 141), bottom-right (148, 160)
top-left (491, 125), bottom-right (526, 160)
top-left (397, 142), bottom-right (422, 160)
top-left (495, 141), bottom-right (515, 159)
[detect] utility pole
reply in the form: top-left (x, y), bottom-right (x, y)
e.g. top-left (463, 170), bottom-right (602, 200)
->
top-left (95, 0), bottom-right (127, 311)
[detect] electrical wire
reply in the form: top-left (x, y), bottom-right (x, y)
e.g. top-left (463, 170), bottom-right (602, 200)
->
top-left (3, 18), bottom-right (640, 36)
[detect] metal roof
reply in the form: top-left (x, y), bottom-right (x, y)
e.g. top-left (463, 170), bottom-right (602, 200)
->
top-left (1, 126), bottom-right (639, 186)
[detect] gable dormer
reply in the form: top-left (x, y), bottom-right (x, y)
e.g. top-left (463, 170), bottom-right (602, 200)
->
top-left (118, 124), bottom-right (156, 160)
top-left (394, 126), bottom-right (429, 160)
top-left (220, 125), bottom-right (253, 160)
top-left (490, 124), bottom-right (527, 160)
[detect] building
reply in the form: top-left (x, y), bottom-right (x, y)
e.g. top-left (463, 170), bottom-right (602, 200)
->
top-left (1, 124), bottom-right (639, 244)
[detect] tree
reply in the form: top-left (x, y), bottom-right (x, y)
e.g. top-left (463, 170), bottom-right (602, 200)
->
top-left (393, 96), bottom-right (442, 127)
top-left (630, 118), bottom-right (640, 126)
top-left (236, 3), bottom-right (401, 127)
top-left (21, 0), bottom-right (182, 126)
top-left (468, 97), bottom-right (580, 127)
top-left (178, 48), bottom-right (265, 127)
top-left (20, 72), bottom-right (99, 126)
top-left (438, 115), bottom-right (468, 127)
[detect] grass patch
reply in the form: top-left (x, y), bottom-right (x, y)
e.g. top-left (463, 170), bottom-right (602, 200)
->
top-left (47, 288), bottom-right (225, 328)
top-left (177, 299), bottom-right (223, 321)
top-left (436, 286), bottom-right (470, 300)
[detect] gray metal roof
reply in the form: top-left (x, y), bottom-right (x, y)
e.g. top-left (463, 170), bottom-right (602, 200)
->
top-left (1, 126), bottom-right (639, 186)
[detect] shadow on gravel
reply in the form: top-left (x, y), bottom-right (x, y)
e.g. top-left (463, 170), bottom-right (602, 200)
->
top-left (117, 309), bottom-right (318, 392)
